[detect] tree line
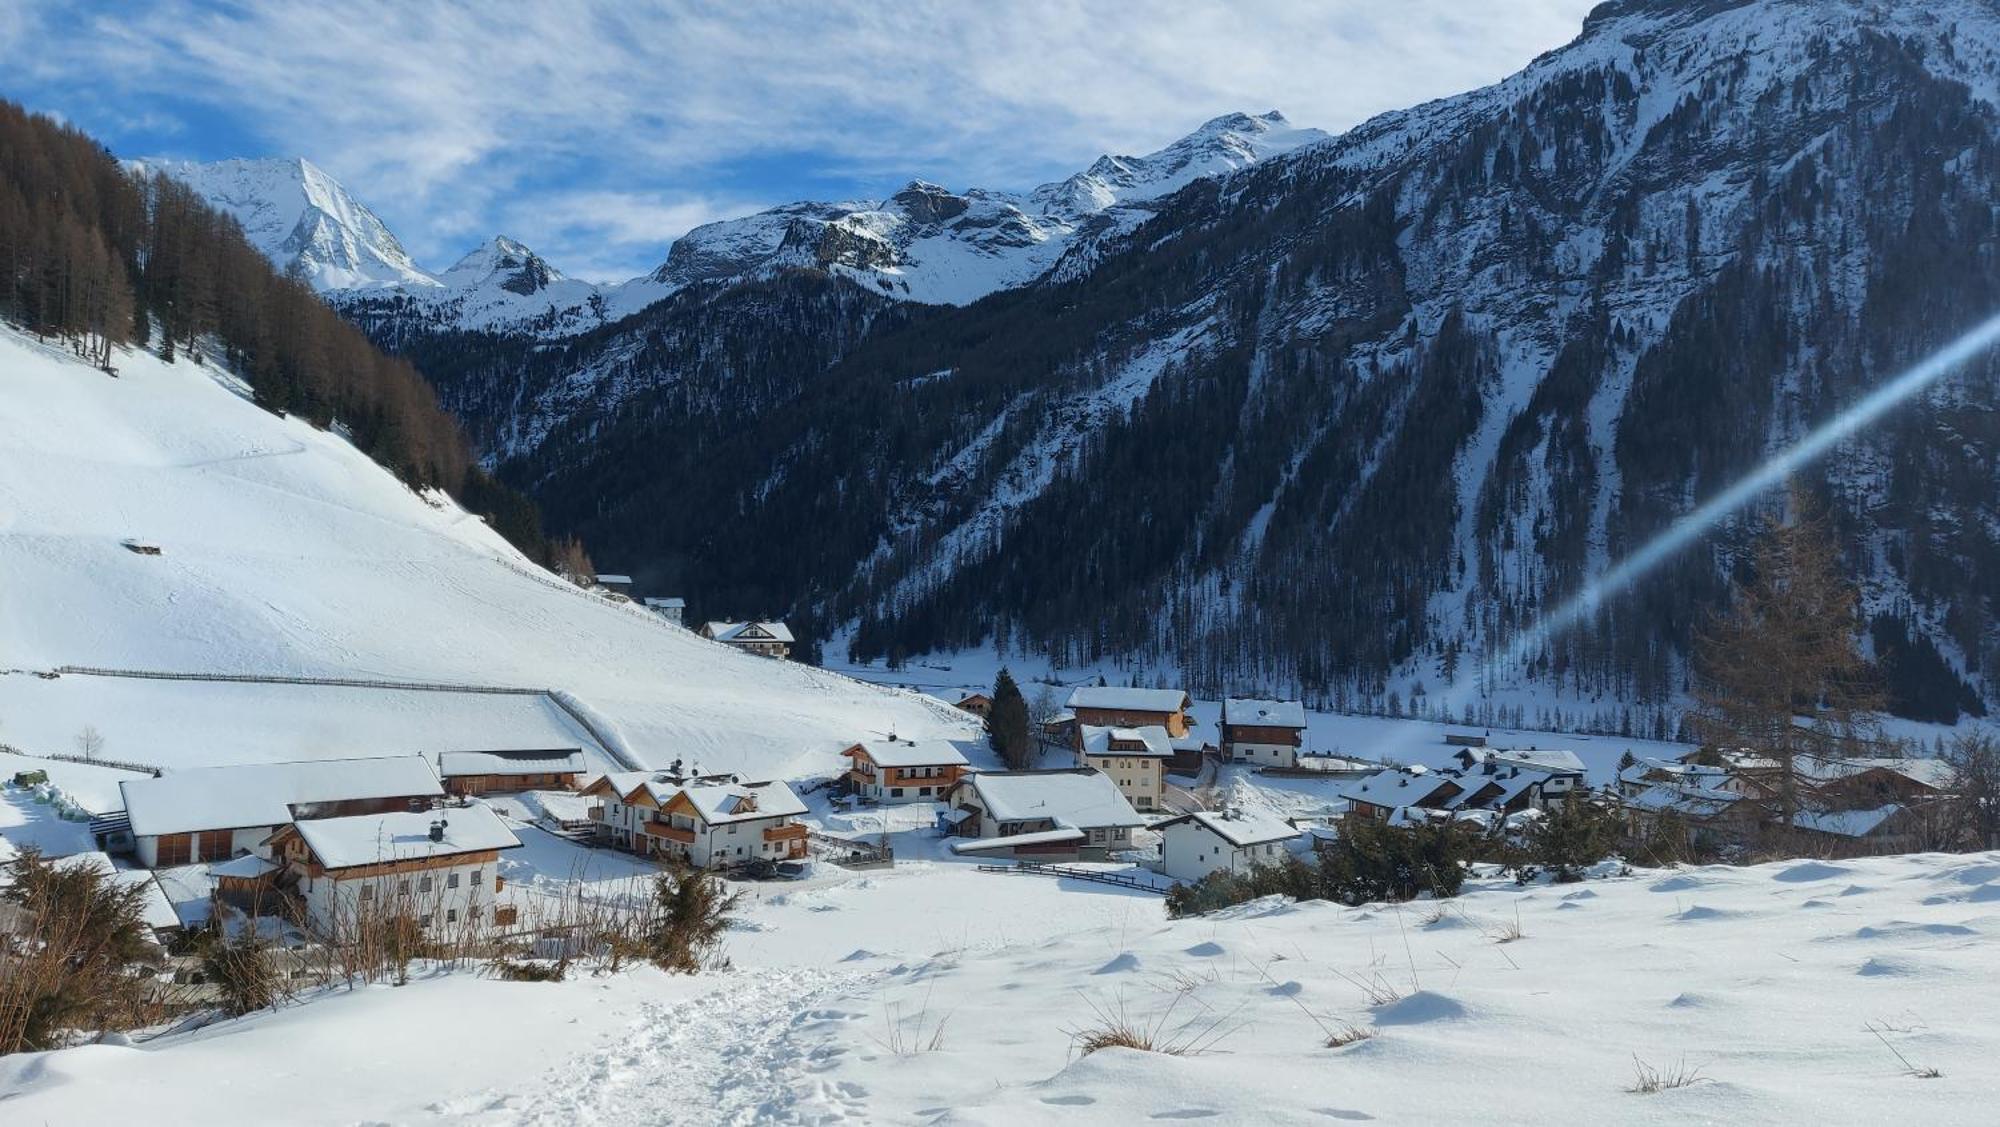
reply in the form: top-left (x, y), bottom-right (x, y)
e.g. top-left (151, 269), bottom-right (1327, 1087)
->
top-left (0, 100), bottom-right (550, 558)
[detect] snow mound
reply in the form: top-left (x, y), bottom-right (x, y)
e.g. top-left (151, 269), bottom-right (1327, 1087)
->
top-left (1373, 990), bottom-right (1471, 1025)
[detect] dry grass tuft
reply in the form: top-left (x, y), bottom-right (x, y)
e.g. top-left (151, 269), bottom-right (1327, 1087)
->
top-left (1628, 1055), bottom-right (1706, 1094)
top-left (1865, 1020), bottom-right (1942, 1079)
top-left (1325, 1023), bottom-right (1376, 1048)
top-left (1068, 992), bottom-right (1240, 1059)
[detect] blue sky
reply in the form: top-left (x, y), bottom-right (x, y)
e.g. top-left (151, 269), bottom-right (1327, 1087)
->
top-left (3, 1), bottom-right (1595, 281)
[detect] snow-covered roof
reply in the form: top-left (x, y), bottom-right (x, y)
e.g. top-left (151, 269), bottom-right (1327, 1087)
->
top-left (1799, 757), bottom-right (1953, 790)
top-left (1221, 698), bottom-right (1308, 728)
top-left (846, 739), bottom-right (970, 768)
top-left (1078, 724), bottom-right (1173, 758)
top-left (1159, 809), bottom-right (1301, 848)
top-left (642, 597), bottom-right (686, 609)
top-left (595, 574), bottom-right (632, 585)
top-left (1444, 769), bottom-right (1545, 811)
top-left (1792, 804), bottom-right (1907, 838)
top-left (705, 620), bottom-right (796, 644)
top-left (121, 756), bottom-right (443, 837)
top-left (437, 749), bottom-right (586, 778)
top-left (1064, 686), bottom-right (1188, 713)
top-left (292, 804), bottom-right (521, 870)
top-left (1342, 769), bottom-right (1458, 810)
top-left (1622, 783), bottom-right (1743, 817)
top-left (1491, 748), bottom-right (1586, 775)
top-left (1619, 756), bottom-right (1727, 786)
top-left (209, 853), bottom-right (279, 879)
top-left (677, 779), bottom-right (807, 825)
top-left (948, 827), bottom-right (1085, 854)
top-left (958, 770), bottom-right (1143, 829)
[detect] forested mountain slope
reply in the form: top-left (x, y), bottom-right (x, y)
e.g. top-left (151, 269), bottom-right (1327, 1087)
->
top-left (194, 1), bottom-right (2000, 718)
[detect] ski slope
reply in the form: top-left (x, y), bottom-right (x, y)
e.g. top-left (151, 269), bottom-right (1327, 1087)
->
top-left (0, 328), bottom-right (973, 780)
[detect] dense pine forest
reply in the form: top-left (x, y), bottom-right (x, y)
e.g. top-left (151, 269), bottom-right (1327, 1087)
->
top-left (0, 101), bottom-right (548, 559)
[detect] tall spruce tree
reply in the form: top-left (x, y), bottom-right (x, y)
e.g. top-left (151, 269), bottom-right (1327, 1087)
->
top-left (988, 667), bottom-right (1032, 769)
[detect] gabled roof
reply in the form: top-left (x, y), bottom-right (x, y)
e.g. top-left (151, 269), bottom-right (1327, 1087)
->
top-left (1798, 756), bottom-right (1953, 790)
top-left (674, 779), bottom-right (807, 825)
top-left (845, 739), bottom-right (971, 769)
top-left (1221, 698), bottom-right (1309, 729)
top-left (438, 749), bottom-right (586, 777)
top-left (1619, 756), bottom-right (1728, 787)
top-left (1443, 768), bottom-right (1544, 811)
top-left (948, 827), bottom-right (1085, 854)
top-left (120, 756), bottom-right (443, 837)
top-left (1341, 768), bottom-right (1458, 810)
top-left (1792, 803), bottom-right (1908, 837)
top-left (1490, 748), bottom-right (1586, 775)
top-left (704, 620), bottom-right (796, 644)
top-left (1078, 724), bottom-right (1172, 758)
top-left (1157, 809), bottom-right (1301, 848)
top-left (289, 804), bottom-right (521, 870)
top-left (955, 769), bottom-right (1143, 829)
top-left (1064, 686), bottom-right (1189, 713)
top-left (1622, 782), bottom-right (1742, 817)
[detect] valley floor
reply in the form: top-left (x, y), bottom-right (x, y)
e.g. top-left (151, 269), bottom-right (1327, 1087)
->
top-left (4, 827), bottom-right (1998, 1125)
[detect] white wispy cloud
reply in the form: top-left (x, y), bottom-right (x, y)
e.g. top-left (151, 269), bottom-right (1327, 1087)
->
top-left (8, 0), bottom-right (1596, 279)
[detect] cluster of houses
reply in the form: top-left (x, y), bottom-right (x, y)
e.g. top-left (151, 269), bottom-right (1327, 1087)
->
top-left (92, 752), bottom-right (549, 942)
top-left (1339, 746), bottom-right (1587, 828)
top-left (1616, 749), bottom-right (1959, 854)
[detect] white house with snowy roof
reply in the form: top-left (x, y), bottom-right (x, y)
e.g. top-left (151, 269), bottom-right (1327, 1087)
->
top-left (944, 769), bottom-right (1145, 860)
top-left (1219, 698), bottom-right (1309, 767)
top-left (267, 804), bottom-right (521, 941)
top-left (699, 620), bottom-right (794, 658)
top-left (578, 771), bottom-right (808, 868)
top-left (1076, 724), bottom-right (1172, 811)
top-left (119, 756), bottom-right (444, 868)
top-left (1156, 809), bottom-right (1303, 884)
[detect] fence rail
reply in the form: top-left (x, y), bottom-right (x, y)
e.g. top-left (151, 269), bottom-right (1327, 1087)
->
top-left (976, 861), bottom-right (1167, 894)
top-left (806, 829), bottom-right (894, 869)
top-left (43, 666), bottom-right (643, 772)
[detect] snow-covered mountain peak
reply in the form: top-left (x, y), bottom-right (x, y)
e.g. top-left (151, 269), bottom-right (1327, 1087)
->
top-left (1034, 108), bottom-right (1328, 218)
top-left (128, 156), bottom-right (439, 292)
top-left (441, 235), bottom-right (566, 295)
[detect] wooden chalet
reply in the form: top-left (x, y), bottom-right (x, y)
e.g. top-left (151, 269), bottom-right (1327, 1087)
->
top-left (1064, 686), bottom-right (1194, 738)
top-left (1219, 697), bottom-right (1309, 768)
top-left (955, 692), bottom-right (994, 718)
top-left (266, 805), bottom-right (521, 941)
top-left (700, 620), bottom-right (794, 659)
top-left (841, 740), bottom-right (971, 803)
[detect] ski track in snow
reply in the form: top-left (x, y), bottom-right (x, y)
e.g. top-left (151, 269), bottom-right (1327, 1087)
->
top-left (476, 968), bottom-right (878, 1126)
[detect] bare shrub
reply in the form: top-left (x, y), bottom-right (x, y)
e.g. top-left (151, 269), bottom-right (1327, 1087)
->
top-left (195, 929), bottom-right (282, 1016)
top-left (0, 849), bottom-right (161, 1053)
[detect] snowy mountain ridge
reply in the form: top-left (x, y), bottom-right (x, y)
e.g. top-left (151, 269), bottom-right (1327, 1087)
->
top-left (141, 111), bottom-right (1327, 333)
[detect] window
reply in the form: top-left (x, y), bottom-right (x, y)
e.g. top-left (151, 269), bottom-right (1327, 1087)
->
top-left (397, 879), bottom-right (411, 895)
top-left (446, 909), bottom-right (458, 923)
top-left (728, 824), bottom-right (738, 834)
top-left (890, 788), bottom-right (904, 798)
top-left (419, 875), bottom-right (434, 893)
top-left (472, 869), bottom-right (483, 886)
top-left (358, 884), bottom-right (374, 901)
top-left (447, 872), bottom-right (461, 888)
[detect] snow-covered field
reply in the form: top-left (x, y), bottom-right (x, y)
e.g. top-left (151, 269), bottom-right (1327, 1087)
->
top-left (0, 328), bottom-right (974, 782)
top-left (5, 837), bottom-right (1998, 1124)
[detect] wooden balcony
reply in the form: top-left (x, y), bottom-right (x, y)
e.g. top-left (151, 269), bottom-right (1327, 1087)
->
top-left (644, 820), bottom-right (696, 844)
top-left (763, 822), bottom-right (808, 844)
top-left (586, 805), bottom-right (605, 821)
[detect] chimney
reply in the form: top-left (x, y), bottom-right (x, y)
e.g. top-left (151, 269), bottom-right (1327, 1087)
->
top-left (429, 818), bottom-right (446, 843)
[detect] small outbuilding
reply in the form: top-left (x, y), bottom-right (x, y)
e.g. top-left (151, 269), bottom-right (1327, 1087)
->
top-left (1156, 809), bottom-right (1302, 884)
top-left (437, 748), bottom-right (587, 795)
